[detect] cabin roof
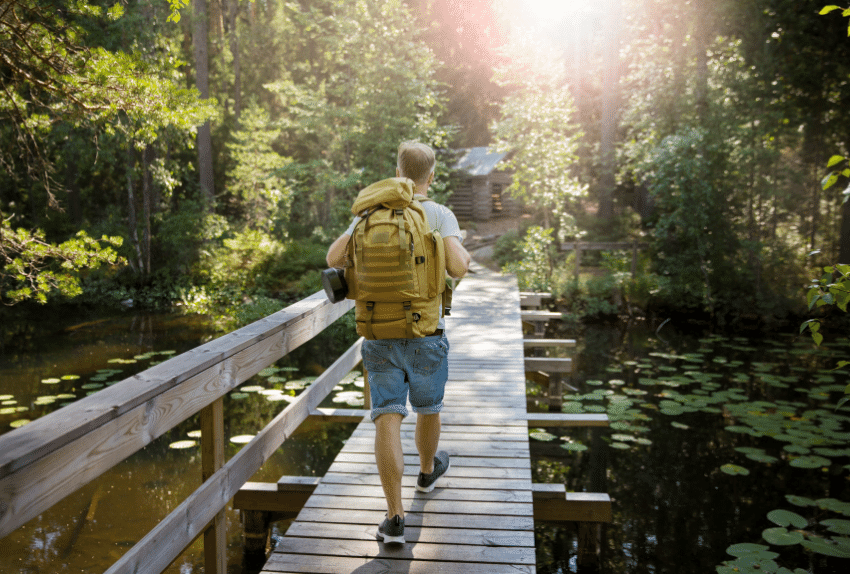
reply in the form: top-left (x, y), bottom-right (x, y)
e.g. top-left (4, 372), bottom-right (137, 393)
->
top-left (452, 147), bottom-right (508, 177)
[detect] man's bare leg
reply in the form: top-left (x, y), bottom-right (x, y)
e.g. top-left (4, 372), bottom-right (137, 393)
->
top-left (374, 412), bottom-right (405, 519)
top-left (415, 412), bottom-right (441, 474)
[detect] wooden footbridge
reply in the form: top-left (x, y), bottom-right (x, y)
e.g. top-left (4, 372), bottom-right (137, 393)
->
top-left (0, 261), bottom-right (611, 574)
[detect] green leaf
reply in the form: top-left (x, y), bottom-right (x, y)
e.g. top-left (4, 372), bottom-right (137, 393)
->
top-left (823, 172), bottom-right (840, 189)
top-left (767, 509), bottom-right (807, 528)
top-left (813, 332), bottom-right (824, 346)
top-left (725, 543), bottom-right (770, 557)
top-left (762, 527), bottom-right (804, 546)
top-left (801, 536), bottom-right (850, 558)
top-left (821, 519), bottom-right (850, 535)
top-left (827, 154), bottom-right (846, 167)
top-left (721, 463), bottom-right (750, 476)
top-left (785, 495), bottom-right (816, 507)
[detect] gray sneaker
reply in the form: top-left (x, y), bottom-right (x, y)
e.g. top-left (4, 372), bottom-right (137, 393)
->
top-left (377, 514), bottom-right (404, 544)
top-left (416, 450), bottom-right (450, 493)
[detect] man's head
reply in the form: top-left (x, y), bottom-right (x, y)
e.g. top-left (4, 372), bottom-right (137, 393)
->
top-left (397, 141), bottom-right (436, 186)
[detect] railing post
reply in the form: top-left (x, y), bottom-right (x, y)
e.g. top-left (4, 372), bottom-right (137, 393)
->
top-left (201, 398), bottom-right (226, 574)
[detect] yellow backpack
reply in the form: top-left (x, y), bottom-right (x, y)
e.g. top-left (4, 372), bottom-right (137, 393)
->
top-left (344, 177), bottom-right (452, 339)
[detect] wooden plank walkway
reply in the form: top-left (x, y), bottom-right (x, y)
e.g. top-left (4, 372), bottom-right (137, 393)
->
top-left (261, 262), bottom-right (536, 573)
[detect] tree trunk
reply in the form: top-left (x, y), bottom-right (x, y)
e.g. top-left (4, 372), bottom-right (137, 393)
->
top-left (126, 145), bottom-right (142, 275)
top-left (597, 0), bottom-right (620, 221)
top-left (227, 0), bottom-right (241, 122)
top-left (142, 144), bottom-right (154, 280)
top-left (193, 0), bottom-right (216, 208)
top-left (693, 0), bottom-right (710, 124)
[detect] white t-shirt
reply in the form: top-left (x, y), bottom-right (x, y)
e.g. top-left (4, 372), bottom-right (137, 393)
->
top-left (344, 195), bottom-right (461, 330)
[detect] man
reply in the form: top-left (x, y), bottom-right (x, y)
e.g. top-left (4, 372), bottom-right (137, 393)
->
top-left (326, 141), bottom-right (471, 544)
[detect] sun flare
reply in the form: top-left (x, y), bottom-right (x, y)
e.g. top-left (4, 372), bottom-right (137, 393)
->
top-left (521, 0), bottom-right (595, 25)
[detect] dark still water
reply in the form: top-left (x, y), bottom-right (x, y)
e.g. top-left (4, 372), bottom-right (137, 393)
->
top-left (532, 320), bottom-right (850, 574)
top-left (0, 307), bottom-right (360, 574)
top-left (2, 308), bottom-right (849, 573)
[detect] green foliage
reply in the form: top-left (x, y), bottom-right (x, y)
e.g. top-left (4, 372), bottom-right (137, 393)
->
top-left (0, 217), bottom-right (123, 304)
top-left (555, 274), bottom-right (620, 325)
top-left (490, 36), bottom-right (586, 229)
top-left (801, 153), bottom-right (850, 410)
top-left (224, 104), bottom-right (293, 233)
top-left (492, 230), bottom-right (523, 269)
top-left (502, 226), bottom-right (554, 292)
top-left (0, 0), bottom-right (215, 195)
top-left (266, 0), bottom-right (451, 235)
top-left (638, 127), bottom-right (742, 314)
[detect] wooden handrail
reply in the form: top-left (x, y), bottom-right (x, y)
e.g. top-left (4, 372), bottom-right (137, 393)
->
top-left (0, 290), bottom-right (356, 569)
top-left (106, 337), bottom-right (364, 574)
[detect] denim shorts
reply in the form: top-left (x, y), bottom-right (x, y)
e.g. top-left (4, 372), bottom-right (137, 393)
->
top-left (361, 333), bottom-right (449, 420)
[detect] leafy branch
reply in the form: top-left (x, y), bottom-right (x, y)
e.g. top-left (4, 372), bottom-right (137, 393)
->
top-left (0, 213), bottom-right (124, 305)
top-left (801, 153), bottom-right (850, 409)
top-left (820, 5), bottom-right (850, 35)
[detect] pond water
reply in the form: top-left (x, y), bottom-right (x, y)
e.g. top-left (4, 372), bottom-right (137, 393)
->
top-left (532, 319), bottom-right (850, 574)
top-left (0, 307), bottom-right (359, 574)
top-left (1, 309), bottom-right (849, 573)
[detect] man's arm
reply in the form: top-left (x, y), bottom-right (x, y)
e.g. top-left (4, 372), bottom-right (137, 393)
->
top-left (326, 233), bottom-right (350, 268)
top-left (445, 235), bottom-right (471, 278)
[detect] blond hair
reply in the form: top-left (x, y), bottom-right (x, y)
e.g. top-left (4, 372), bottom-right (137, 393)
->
top-left (397, 141), bottom-right (436, 185)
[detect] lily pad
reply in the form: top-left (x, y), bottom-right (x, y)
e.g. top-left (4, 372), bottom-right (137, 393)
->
top-left (762, 527), bottom-right (804, 546)
top-left (767, 510), bottom-right (807, 528)
top-left (671, 421), bottom-right (690, 430)
top-left (561, 442), bottom-right (588, 452)
top-left (230, 392), bottom-right (249, 400)
top-left (815, 498), bottom-right (850, 516)
top-left (789, 455), bottom-right (830, 469)
top-left (721, 464), bottom-right (750, 476)
top-left (821, 518), bottom-right (850, 535)
top-left (725, 543), bottom-right (774, 558)
top-left (785, 495), bottom-right (816, 507)
top-left (230, 434), bottom-right (255, 444)
top-left (41, 378), bottom-right (60, 384)
top-left (169, 440), bottom-right (197, 449)
top-left (60, 374), bottom-right (80, 381)
top-left (240, 385), bottom-right (265, 392)
top-left (530, 431), bottom-right (558, 442)
top-left (10, 419), bottom-right (30, 428)
top-left (801, 536), bottom-right (850, 558)
top-left (610, 442), bottom-right (631, 450)
top-left (187, 430), bottom-right (202, 438)
top-left (746, 452), bottom-right (779, 464)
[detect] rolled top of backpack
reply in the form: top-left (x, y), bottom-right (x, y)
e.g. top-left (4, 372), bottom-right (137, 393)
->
top-left (352, 177), bottom-right (416, 214)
